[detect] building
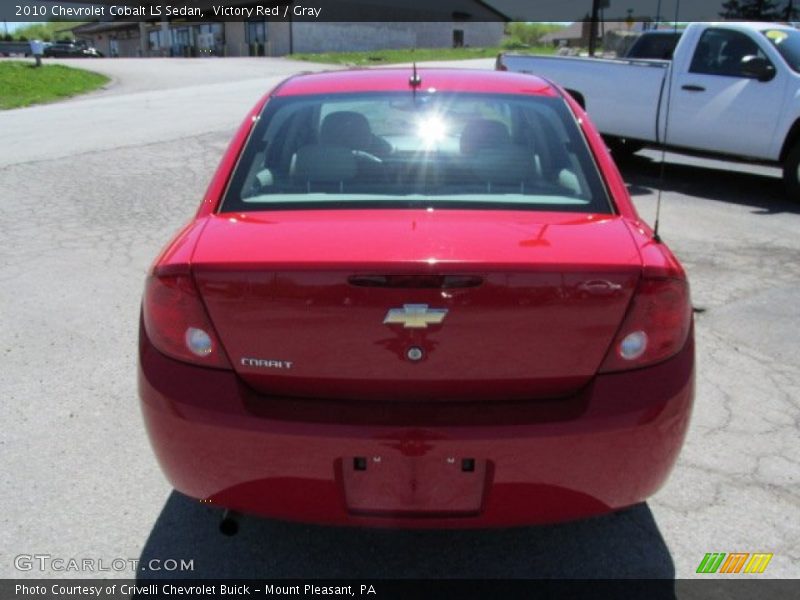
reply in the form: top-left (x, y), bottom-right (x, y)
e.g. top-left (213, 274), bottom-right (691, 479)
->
top-left (71, 1), bottom-right (507, 58)
top-left (71, 22), bottom-right (143, 57)
top-left (540, 20), bottom-right (650, 49)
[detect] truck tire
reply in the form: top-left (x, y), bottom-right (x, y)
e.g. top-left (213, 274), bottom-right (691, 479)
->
top-left (784, 143), bottom-right (800, 201)
top-left (604, 136), bottom-right (645, 160)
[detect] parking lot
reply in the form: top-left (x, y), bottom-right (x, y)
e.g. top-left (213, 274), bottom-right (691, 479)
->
top-left (0, 57), bottom-right (798, 579)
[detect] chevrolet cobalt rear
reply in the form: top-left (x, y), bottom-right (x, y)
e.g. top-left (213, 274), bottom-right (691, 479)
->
top-left (139, 69), bottom-right (694, 528)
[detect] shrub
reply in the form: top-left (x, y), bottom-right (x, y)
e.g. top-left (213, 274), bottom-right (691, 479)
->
top-left (501, 37), bottom-right (530, 50)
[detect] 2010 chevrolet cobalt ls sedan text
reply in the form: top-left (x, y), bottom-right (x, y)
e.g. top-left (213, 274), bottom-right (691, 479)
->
top-left (138, 68), bottom-right (694, 528)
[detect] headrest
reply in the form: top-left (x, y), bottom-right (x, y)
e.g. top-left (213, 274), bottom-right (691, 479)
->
top-left (460, 119), bottom-right (512, 155)
top-left (470, 146), bottom-right (534, 184)
top-left (320, 111), bottom-right (373, 151)
top-left (292, 145), bottom-right (357, 183)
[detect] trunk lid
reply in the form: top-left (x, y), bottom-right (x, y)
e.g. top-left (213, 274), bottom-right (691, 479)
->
top-left (192, 210), bottom-right (641, 401)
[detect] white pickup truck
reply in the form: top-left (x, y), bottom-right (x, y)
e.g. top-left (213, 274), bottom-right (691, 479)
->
top-left (496, 22), bottom-right (800, 199)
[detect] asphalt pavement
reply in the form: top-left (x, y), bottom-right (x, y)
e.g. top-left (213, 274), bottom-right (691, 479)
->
top-left (0, 57), bottom-right (797, 580)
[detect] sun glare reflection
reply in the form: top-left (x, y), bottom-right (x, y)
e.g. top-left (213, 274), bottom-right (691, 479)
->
top-left (417, 115), bottom-right (448, 150)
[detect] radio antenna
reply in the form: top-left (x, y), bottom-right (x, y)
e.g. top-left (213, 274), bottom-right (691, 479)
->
top-left (409, 62), bottom-right (422, 88)
top-left (653, 0), bottom-right (681, 243)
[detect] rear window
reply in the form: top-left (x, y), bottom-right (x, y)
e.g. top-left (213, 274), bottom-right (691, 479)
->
top-left (221, 91), bottom-right (611, 213)
top-left (627, 32), bottom-right (682, 59)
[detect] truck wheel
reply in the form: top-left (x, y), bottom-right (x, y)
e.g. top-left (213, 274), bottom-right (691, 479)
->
top-left (784, 143), bottom-right (800, 201)
top-left (604, 136), bottom-right (645, 160)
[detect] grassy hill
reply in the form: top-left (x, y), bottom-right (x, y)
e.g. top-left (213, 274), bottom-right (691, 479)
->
top-left (0, 61), bottom-right (108, 110)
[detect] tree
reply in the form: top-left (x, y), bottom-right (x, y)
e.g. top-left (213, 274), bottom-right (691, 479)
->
top-left (720, 0), bottom-right (785, 19)
top-left (720, 0), bottom-right (741, 17)
top-left (504, 22), bottom-right (566, 47)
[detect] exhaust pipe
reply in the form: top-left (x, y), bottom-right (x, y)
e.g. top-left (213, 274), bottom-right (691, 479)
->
top-left (219, 510), bottom-right (240, 536)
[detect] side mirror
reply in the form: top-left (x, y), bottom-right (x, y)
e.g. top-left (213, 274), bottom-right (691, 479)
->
top-left (740, 55), bottom-right (776, 82)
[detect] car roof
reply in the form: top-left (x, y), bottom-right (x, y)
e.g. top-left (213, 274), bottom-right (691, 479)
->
top-left (274, 68), bottom-right (558, 97)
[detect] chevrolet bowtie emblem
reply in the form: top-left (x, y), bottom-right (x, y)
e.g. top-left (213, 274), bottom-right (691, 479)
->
top-left (383, 304), bottom-right (448, 329)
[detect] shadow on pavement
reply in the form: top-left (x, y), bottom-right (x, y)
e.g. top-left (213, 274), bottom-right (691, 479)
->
top-left (138, 491), bottom-right (675, 580)
top-left (617, 153), bottom-right (799, 215)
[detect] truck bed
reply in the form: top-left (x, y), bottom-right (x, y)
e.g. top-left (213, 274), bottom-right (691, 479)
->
top-left (499, 54), bottom-right (670, 144)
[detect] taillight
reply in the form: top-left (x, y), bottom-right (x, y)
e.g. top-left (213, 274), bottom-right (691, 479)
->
top-left (599, 278), bottom-right (691, 372)
top-left (142, 272), bottom-right (231, 369)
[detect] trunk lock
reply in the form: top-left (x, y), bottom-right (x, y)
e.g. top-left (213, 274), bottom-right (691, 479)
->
top-left (406, 346), bottom-right (424, 362)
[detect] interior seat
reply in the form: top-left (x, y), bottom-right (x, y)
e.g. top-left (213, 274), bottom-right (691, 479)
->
top-left (320, 111), bottom-right (392, 158)
top-left (460, 119), bottom-right (513, 155)
top-left (460, 119), bottom-right (535, 188)
top-left (291, 145), bottom-right (358, 192)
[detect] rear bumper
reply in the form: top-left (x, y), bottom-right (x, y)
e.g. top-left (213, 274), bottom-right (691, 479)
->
top-left (138, 327), bottom-right (694, 528)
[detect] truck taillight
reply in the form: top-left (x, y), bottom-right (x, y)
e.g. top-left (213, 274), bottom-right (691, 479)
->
top-left (142, 273), bottom-right (231, 369)
top-left (599, 278), bottom-right (691, 372)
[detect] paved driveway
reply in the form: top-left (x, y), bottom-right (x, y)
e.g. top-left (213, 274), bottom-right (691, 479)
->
top-left (0, 57), bottom-right (797, 580)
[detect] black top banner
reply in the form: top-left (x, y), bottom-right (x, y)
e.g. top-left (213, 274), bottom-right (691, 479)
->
top-left (2, 0), bottom-right (800, 23)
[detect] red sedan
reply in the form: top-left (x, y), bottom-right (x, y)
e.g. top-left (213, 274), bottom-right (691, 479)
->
top-left (139, 68), bottom-right (694, 529)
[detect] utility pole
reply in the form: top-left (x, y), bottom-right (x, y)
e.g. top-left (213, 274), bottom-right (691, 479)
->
top-left (588, 0), bottom-right (600, 57)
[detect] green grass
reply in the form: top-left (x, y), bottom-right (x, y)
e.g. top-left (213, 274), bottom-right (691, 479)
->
top-left (0, 61), bottom-right (109, 110)
top-left (292, 45), bottom-right (555, 66)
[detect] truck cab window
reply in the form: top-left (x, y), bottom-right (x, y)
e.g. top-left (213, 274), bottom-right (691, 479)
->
top-left (690, 29), bottom-right (770, 77)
